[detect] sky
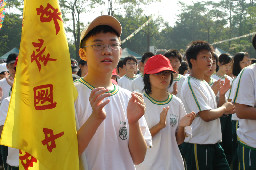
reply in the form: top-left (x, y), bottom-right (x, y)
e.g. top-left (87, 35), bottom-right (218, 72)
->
top-left (64, 0), bottom-right (197, 41)
top-left (81, 0), bottom-right (203, 27)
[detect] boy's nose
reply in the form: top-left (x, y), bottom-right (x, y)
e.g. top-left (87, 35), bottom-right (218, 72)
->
top-left (102, 47), bottom-right (112, 55)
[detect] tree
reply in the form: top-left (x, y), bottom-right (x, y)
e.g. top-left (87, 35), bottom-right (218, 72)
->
top-left (114, 5), bottom-right (161, 55)
top-left (0, 13), bottom-right (22, 56)
top-left (59, 0), bottom-right (104, 58)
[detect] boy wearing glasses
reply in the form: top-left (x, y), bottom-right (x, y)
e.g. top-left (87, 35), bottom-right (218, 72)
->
top-left (75, 15), bottom-right (152, 170)
top-left (118, 56), bottom-right (138, 91)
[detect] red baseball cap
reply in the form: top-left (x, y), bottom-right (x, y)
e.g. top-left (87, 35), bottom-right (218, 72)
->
top-left (144, 54), bottom-right (176, 74)
top-left (112, 68), bottom-right (117, 76)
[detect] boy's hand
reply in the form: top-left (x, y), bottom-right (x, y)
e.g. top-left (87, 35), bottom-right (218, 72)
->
top-left (89, 87), bottom-right (111, 120)
top-left (172, 82), bottom-right (178, 95)
top-left (179, 112), bottom-right (196, 127)
top-left (219, 78), bottom-right (230, 96)
top-left (222, 102), bottom-right (235, 115)
top-left (5, 75), bottom-right (14, 87)
top-left (127, 92), bottom-right (145, 125)
top-left (158, 106), bottom-right (169, 128)
top-left (211, 79), bottom-right (222, 95)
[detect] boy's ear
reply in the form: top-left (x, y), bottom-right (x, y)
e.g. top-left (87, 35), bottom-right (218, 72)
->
top-left (190, 58), bottom-right (195, 66)
top-left (79, 48), bottom-right (87, 61)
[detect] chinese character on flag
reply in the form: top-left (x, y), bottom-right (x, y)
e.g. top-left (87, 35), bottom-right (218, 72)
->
top-left (0, 0), bottom-right (79, 169)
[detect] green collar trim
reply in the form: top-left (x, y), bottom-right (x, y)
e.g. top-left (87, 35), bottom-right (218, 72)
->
top-left (144, 92), bottom-right (173, 105)
top-left (208, 77), bottom-right (215, 86)
top-left (124, 75), bottom-right (136, 80)
top-left (78, 78), bottom-right (119, 96)
top-left (214, 73), bottom-right (225, 79)
top-left (174, 74), bottom-right (182, 81)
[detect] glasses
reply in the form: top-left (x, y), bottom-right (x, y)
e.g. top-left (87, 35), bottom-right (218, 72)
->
top-left (83, 43), bottom-right (121, 51)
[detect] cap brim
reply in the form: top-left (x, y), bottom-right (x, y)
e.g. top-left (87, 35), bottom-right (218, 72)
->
top-left (80, 15), bottom-right (122, 45)
top-left (146, 67), bottom-right (176, 74)
top-left (6, 60), bottom-right (16, 65)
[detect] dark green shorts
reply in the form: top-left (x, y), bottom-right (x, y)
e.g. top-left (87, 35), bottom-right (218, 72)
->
top-left (237, 141), bottom-right (256, 170)
top-left (0, 145), bottom-right (8, 170)
top-left (183, 142), bottom-right (230, 170)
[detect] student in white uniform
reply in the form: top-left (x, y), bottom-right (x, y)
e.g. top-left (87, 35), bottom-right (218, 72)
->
top-left (204, 53), bottom-right (230, 107)
top-left (164, 49), bottom-right (186, 98)
top-left (231, 36), bottom-right (256, 169)
top-left (0, 63), bottom-right (8, 80)
top-left (181, 40), bottom-right (235, 170)
top-left (211, 53), bottom-right (234, 165)
top-left (0, 53), bottom-right (17, 105)
top-left (0, 97), bottom-right (19, 170)
top-left (76, 15), bottom-right (152, 170)
top-left (228, 52), bottom-right (250, 170)
top-left (118, 56), bottom-right (138, 91)
top-left (132, 52), bottom-right (154, 93)
top-left (136, 54), bottom-right (195, 170)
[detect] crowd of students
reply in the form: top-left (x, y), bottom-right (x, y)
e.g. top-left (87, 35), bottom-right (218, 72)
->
top-left (0, 15), bottom-right (256, 170)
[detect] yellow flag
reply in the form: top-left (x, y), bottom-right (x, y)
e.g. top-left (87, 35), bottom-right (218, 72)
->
top-left (0, 0), bottom-right (79, 169)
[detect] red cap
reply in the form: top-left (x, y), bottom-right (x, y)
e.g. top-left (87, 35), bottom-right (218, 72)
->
top-left (14, 56), bottom-right (18, 68)
top-left (144, 54), bottom-right (176, 74)
top-left (112, 68), bottom-right (117, 76)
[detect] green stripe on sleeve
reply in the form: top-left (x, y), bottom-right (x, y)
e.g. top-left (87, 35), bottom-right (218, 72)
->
top-left (188, 77), bottom-right (201, 111)
top-left (233, 69), bottom-right (245, 103)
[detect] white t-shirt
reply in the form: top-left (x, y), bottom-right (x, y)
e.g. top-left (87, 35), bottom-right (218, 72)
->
top-left (0, 78), bottom-right (11, 104)
top-left (136, 93), bottom-right (185, 170)
top-left (0, 97), bottom-right (19, 167)
top-left (168, 74), bottom-right (186, 98)
top-left (231, 64), bottom-right (256, 148)
top-left (181, 76), bottom-right (222, 144)
top-left (74, 78), bottom-right (152, 170)
top-left (228, 77), bottom-right (239, 120)
top-left (118, 75), bottom-right (136, 92)
top-left (131, 74), bottom-right (144, 93)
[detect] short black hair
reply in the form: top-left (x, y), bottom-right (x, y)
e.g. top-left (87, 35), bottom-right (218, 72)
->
top-left (79, 59), bottom-right (87, 66)
top-left (6, 53), bottom-right (18, 65)
top-left (117, 60), bottom-right (124, 73)
top-left (212, 53), bottom-right (219, 72)
top-left (143, 73), bottom-right (173, 94)
top-left (80, 25), bottom-right (120, 48)
top-left (185, 41), bottom-right (214, 69)
top-left (251, 58), bottom-right (256, 64)
top-left (232, 52), bottom-right (249, 76)
top-left (252, 34), bottom-right (256, 50)
top-left (164, 49), bottom-right (182, 63)
top-left (218, 53), bottom-right (232, 65)
top-left (123, 56), bottom-right (137, 65)
top-left (141, 52), bottom-right (154, 63)
top-left (178, 61), bottom-right (188, 75)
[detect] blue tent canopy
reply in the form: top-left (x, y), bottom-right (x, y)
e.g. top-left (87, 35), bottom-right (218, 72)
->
top-left (215, 47), bottom-right (230, 57)
top-left (0, 48), bottom-right (19, 60)
top-left (121, 48), bottom-right (141, 60)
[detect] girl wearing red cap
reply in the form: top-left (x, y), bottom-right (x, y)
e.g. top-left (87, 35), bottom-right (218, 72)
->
top-left (136, 54), bottom-right (195, 170)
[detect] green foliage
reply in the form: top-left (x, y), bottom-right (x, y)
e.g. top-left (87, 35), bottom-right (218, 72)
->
top-left (0, 13), bottom-right (22, 56)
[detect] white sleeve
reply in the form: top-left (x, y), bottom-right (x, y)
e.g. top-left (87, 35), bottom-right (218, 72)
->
top-left (228, 78), bottom-right (238, 100)
top-left (182, 82), bottom-right (212, 114)
top-left (138, 116), bottom-right (152, 148)
top-left (233, 68), bottom-right (255, 107)
top-left (118, 78), bottom-right (124, 88)
top-left (0, 97), bottom-right (10, 126)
